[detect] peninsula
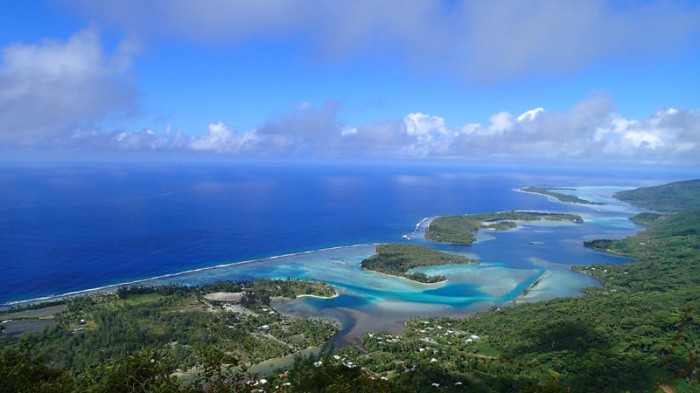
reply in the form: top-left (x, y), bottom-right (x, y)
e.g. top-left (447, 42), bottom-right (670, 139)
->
top-left (426, 211), bottom-right (584, 245)
top-left (613, 179), bottom-right (700, 212)
top-left (521, 186), bottom-right (603, 205)
top-left (360, 244), bottom-right (477, 283)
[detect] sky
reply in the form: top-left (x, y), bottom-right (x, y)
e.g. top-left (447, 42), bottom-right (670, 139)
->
top-left (1, 0), bottom-right (700, 165)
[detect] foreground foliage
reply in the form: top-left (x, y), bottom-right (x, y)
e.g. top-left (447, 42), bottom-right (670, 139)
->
top-left (1, 279), bottom-right (338, 392)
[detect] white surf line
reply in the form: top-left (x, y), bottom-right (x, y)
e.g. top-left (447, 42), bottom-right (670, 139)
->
top-left (403, 216), bottom-right (434, 239)
top-left (1, 243), bottom-right (376, 308)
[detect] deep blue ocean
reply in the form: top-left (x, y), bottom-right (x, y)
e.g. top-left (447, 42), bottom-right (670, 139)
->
top-left (0, 160), bottom-right (691, 305)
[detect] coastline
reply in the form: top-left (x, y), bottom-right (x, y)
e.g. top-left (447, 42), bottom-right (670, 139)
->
top-left (516, 271), bottom-right (548, 301)
top-left (516, 186), bottom-right (602, 206)
top-left (271, 291), bottom-right (341, 302)
top-left (516, 187), bottom-right (573, 204)
top-left (402, 216), bottom-right (435, 240)
top-left (362, 268), bottom-right (448, 287)
top-left (295, 293), bottom-right (340, 300)
top-left (0, 243), bottom-right (374, 310)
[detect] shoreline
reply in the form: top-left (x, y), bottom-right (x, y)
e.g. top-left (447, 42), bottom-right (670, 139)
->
top-left (402, 216), bottom-right (435, 240)
top-left (362, 268), bottom-right (448, 286)
top-left (0, 243), bottom-right (375, 309)
top-left (271, 291), bottom-right (341, 302)
top-left (295, 293), bottom-right (340, 300)
top-left (516, 187), bottom-right (601, 206)
top-left (516, 271), bottom-right (548, 301)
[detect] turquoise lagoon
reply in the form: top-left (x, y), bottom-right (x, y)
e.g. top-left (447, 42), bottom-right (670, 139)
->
top-left (113, 186), bottom-right (641, 345)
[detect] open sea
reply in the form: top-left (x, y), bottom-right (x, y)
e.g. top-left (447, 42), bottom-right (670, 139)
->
top-left (0, 160), bottom-right (692, 343)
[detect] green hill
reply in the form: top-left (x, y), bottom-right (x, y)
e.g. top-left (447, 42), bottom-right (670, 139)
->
top-left (614, 179), bottom-right (700, 212)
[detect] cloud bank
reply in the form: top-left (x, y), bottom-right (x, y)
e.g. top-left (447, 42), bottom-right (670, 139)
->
top-left (49, 96), bottom-right (700, 164)
top-left (64, 0), bottom-right (700, 80)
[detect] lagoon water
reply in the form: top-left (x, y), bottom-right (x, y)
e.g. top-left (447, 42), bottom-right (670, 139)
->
top-left (0, 161), bottom-right (685, 343)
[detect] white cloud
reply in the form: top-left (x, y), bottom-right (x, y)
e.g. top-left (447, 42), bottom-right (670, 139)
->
top-left (404, 113), bottom-right (447, 136)
top-left (517, 108), bottom-right (544, 122)
top-left (189, 122), bottom-right (257, 153)
top-left (63, 0), bottom-right (700, 81)
top-left (13, 99), bottom-right (700, 164)
top-left (0, 30), bottom-right (137, 146)
top-left (593, 108), bottom-right (700, 158)
top-left (487, 112), bottom-right (515, 136)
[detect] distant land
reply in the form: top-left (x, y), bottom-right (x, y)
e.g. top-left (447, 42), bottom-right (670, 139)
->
top-left (425, 211), bottom-right (583, 245)
top-left (521, 186), bottom-right (603, 205)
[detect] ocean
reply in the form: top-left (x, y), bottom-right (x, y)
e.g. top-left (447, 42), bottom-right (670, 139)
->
top-left (0, 160), bottom-right (690, 342)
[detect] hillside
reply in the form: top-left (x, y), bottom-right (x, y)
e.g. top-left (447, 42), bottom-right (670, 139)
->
top-left (614, 179), bottom-right (700, 212)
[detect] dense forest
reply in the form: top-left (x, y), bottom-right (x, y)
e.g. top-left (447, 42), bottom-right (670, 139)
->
top-left (2, 181), bottom-right (699, 392)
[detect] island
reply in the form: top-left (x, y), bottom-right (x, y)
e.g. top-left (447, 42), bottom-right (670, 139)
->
top-left (425, 211), bottom-right (584, 245)
top-left (360, 243), bottom-right (477, 283)
top-left (521, 186), bottom-right (603, 205)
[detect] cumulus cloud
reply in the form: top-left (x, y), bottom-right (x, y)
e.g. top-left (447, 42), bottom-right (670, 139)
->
top-left (594, 108), bottom-right (700, 158)
top-left (0, 30), bottom-right (138, 147)
top-left (63, 0), bottom-right (700, 80)
top-left (189, 122), bottom-right (257, 153)
top-left (13, 97), bottom-right (700, 164)
top-left (71, 98), bottom-right (700, 163)
top-left (404, 113), bottom-right (447, 136)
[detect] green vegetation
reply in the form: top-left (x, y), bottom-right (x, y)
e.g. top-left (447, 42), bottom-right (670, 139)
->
top-left (582, 208), bottom-right (700, 292)
top-left (361, 244), bottom-right (476, 283)
top-left (629, 211), bottom-right (664, 224)
top-left (426, 211), bottom-right (583, 245)
top-left (1, 278), bottom-right (338, 392)
top-left (522, 187), bottom-right (603, 205)
top-left (614, 179), bottom-right (700, 212)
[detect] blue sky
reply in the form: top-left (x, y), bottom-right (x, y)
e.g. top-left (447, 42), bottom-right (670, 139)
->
top-left (1, 0), bottom-right (700, 164)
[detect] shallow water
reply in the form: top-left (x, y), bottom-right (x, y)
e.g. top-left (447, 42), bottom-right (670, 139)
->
top-left (0, 163), bottom-right (667, 344)
top-left (124, 186), bottom-right (637, 344)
